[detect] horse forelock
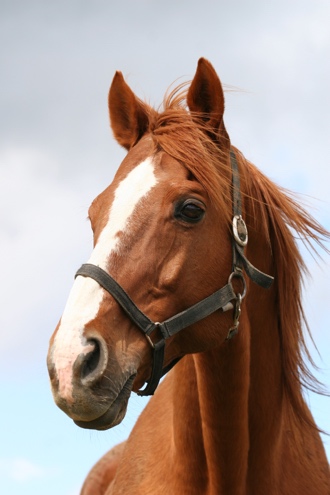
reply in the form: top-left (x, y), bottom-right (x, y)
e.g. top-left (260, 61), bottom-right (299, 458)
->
top-left (140, 84), bottom-right (233, 224)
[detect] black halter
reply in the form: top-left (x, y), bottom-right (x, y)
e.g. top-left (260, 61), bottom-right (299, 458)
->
top-left (75, 150), bottom-right (273, 396)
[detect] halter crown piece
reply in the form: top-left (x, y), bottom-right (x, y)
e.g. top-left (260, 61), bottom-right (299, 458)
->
top-left (75, 150), bottom-right (274, 396)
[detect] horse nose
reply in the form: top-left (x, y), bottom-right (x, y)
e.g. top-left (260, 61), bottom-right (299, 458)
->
top-left (73, 335), bottom-right (109, 387)
top-left (48, 332), bottom-right (112, 422)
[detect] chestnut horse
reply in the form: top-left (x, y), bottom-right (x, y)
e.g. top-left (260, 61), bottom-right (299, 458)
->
top-left (47, 58), bottom-right (329, 494)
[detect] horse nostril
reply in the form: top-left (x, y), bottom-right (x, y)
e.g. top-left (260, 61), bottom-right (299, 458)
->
top-left (81, 340), bottom-right (101, 379)
top-left (76, 336), bottom-right (108, 387)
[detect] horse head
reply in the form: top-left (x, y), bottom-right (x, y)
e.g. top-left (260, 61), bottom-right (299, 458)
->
top-left (47, 59), bottom-right (269, 430)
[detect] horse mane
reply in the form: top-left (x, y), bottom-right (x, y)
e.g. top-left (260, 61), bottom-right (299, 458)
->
top-left (141, 83), bottom-right (330, 430)
top-left (238, 154), bottom-right (329, 431)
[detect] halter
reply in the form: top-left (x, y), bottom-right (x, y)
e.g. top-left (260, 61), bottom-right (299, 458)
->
top-left (75, 150), bottom-right (274, 396)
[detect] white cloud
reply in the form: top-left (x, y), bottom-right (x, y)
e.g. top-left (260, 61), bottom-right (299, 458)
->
top-left (0, 457), bottom-right (44, 482)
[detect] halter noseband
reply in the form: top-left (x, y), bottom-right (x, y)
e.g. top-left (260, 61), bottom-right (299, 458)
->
top-left (75, 150), bottom-right (274, 396)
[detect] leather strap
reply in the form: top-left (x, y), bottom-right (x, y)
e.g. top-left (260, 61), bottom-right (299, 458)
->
top-left (235, 244), bottom-right (274, 289)
top-left (75, 264), bottom-right (236, 396)
top-left (230, 149), bottom-right (274, 289)
top-left (76, 264), bottom-right (155, 334)
top-left (231, 149), bottom-right (243, 219)
top-left (76, 264), bottom-right (236, 339)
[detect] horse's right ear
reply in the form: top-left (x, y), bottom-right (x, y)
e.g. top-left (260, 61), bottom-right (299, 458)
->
top-left (108, 72), bottom-right (149, 150)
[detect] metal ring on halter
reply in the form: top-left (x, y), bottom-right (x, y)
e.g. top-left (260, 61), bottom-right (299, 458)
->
top-left (145, 334), bottom-right (155, 349)
top-left (228, 271), bottom-right (247, 299)
top-left (232, 215), bottom-right (248, 247)
top-left (144, 322), bottom-right (162, 349)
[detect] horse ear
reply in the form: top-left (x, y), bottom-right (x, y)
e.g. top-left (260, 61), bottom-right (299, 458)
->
top-left (187, 58), bottom-right (229, 145)
top-left (108, 72), bottom-right (149, 150)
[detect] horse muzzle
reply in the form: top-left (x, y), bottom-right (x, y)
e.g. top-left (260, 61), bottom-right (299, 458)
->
top-left (47, 334), bottom-right (136, 430)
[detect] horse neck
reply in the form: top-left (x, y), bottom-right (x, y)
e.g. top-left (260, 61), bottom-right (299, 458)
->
top-left (171, 281), bottom-right (285, 494)
top-left (163, 158), bottom-right (329, 493)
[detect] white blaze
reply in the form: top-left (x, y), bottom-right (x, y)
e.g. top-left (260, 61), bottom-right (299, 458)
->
top-left (51, 156), bottom-right (157, 401)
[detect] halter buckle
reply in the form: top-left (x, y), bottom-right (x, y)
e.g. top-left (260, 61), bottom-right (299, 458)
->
top-left (233, 215), bottom-right (248, 247)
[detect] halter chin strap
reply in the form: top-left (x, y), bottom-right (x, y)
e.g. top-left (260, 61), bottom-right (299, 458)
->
top-left (75, 150), bottom-right (274, 396)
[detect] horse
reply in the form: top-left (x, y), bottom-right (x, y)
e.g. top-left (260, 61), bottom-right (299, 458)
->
top-left (47, 58), bottom-right (330, 494)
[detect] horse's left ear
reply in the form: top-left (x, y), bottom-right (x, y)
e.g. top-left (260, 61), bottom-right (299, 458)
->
top-left (108, 71), bottom-right (150, 150)
top-left (187, 58), bottom-right (229, 145)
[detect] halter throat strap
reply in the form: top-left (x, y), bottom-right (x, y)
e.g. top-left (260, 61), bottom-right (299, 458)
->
top-left (75, 150), bottom-right (273, 396)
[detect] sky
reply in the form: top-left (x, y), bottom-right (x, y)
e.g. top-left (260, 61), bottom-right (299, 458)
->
top-left (0, 1), bottom-right (329, 494)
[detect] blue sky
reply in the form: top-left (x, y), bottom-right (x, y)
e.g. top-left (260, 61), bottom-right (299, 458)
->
top-left (1, 1), bottom-right (329, 494)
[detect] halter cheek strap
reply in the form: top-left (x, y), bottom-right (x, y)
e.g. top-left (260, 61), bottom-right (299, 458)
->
top-left (230, 149), bottom-right (273, 289)
top-left (75, 150), bottom-right (274, 396)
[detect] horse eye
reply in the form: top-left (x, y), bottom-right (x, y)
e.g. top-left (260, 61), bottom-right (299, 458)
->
top-left (175, 200), bottom-right (205, 223)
